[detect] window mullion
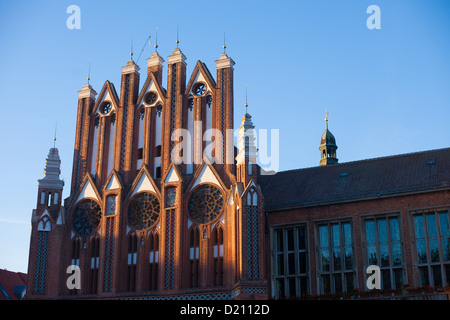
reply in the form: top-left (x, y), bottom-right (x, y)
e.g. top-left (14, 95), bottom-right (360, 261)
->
top-left (339, 222), bottom-right (345, 292)
top-left (375, 219), bottom-right (380, 272)
top-left (435, 212), bottom-right (445, 288)
top-left (386, 218), bottom-right (395, 289)
top-left (423, 213), bottom-right (432, 285)
top-left (294, 227), bottom-right (299, 297)
top-left (283, 229), bottom-right (288, 297)
top-left (329, 223), bottom-right (334, 293)
top-left (436, 212), bottom-right (444, 265)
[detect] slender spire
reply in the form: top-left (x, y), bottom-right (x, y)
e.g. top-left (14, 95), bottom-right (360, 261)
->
top-left (87, 62), bottom-right (91, 84)
top-left (130, 37), bottom-right (134, 60)
top-left (325, 108), bottom-right (330, 129)
top-left (38, 146), bottom-right (64, 189)
top-left (245, 84), bottom-right (248, 114)
top-left (53, 122), bottom-right (57, 148)
top-left (154, 27), bottom-right (159, 52)
top-left (223, 30), bottom-right (226, 53)
top-left (176, 25), bottom-right (180, 48)
top-left (236, 108), bottom-right (257, 172)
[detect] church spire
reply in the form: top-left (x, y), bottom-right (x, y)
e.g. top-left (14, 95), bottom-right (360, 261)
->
top-left (319, 111), bottom-right (338, 166)
top-left (39, 147), bottom-right (64, 190)
top-left (236, 102), bottom-right (257, 184)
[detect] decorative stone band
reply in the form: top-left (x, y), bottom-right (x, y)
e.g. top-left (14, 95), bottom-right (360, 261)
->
top-left (118, 287), bottom-right (267, 300)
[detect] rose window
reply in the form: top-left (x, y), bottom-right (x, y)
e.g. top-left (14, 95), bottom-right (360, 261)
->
top-left (188, 184), bottom-right (224, 224)
top-left (100, 102), bottom-right (112, 115)
top-left (144, 91), bottom-right (158, 105)
top-left (193, 83), bottom-right (206, 96)
top-left (72, 200), bottom-right (102, 236)
top-left (128, 192), bottom-right (160, 230)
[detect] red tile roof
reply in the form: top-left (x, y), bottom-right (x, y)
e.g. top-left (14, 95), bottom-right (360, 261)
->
top-left (0, 269), bottom-right (27, 300)
top-left (259, 148), bottom-right (450, 211)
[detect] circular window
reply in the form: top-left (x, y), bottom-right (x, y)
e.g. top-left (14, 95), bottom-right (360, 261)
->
top-left (144, 91), bottom-right (158, 105)
top-left (188, 184), bottom-right (224, 224)
top-left (100, 102), bottom-right (112, 115)
top-left (193, 83), bottom-right (206, 96)
top-left (128, 192), bottom-right (160, 230)
top-left (72, 199), bottom-right (102, 236)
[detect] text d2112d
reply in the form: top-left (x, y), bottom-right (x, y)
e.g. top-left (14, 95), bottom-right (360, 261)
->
top-left (224, 304), bottom-right (269, 315)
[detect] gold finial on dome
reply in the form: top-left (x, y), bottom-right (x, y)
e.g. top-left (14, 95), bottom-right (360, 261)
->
top-left (176, 25), bottom-right (179, 48)
top-left (324, 109), bottom-right (330, 130)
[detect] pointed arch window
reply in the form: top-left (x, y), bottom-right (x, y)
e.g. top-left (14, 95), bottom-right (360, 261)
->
top-left (47, 192), bottom-right (52, 207)
top-left (247, 188), bottom-right (259, 280)
top-left (156, 103), bottom-right (163, 117)
top-left (106, 112), bottom-right (116, 176)
top-left (148, 231), bottom-right (159, 291)
top-left (69, 237), bottom-right (81, 295)
top-left (91, 116), bottom-right (100, 175)
top-left (186, 97), bottom-right (194, 175)
top-left (205, 94), bottom-right (213, 156)
top-left (127, 233), bottom-right (138, 292)
top-left (190, 227), bottom-right (200, 288)
top-left (71, 237), bottom-right (81, 267)
top-left (106, 195), bottom-right (117, 216)
top-left (88, 236), bottom-right (100, 294)
top-left (137, 107), bottom-right (145, 169)
top-left (33, 218), bottom-right (51, 295)
top-left (187, 97), bottom-right (194, 111)
top-left (37, 216), bottom-right (51, 232)
top-left (213, 225), bottom-right (224, 286)
top-left (206, 94), bottom-right (213, 108)
top-left (154, 103), bottom-right (163, 178)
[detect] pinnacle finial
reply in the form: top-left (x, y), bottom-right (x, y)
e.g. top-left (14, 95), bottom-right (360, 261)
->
top-left (53, 121), bottom-right (58, 148)
top-left (154, 27), bottom-right (159, 51)
top-left (87, 62), bottom-right (91, 84)
top-left (130, 37), bottom-right (134, 60)
top-left (176, 25), bottom-right (180, 48)
top-left (245, 84), bottom-right (248, 113)
top-left (223, 30), bottom-right (226, 53)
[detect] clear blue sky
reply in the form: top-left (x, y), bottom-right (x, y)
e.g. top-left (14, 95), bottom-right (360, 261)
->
top-left (0, 0), bottom-right (449, 273)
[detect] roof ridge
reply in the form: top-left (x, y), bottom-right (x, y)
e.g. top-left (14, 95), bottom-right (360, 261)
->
top-left (270, 147), bottom-right (450, 175)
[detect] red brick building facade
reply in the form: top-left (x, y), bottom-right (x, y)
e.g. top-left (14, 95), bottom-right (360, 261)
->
top-left (26, 48), bottom-right (450, 300)
top-left (26, 49), bottom-right (267, 300)
top-left (261, 148), bottom-right (450, 298)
